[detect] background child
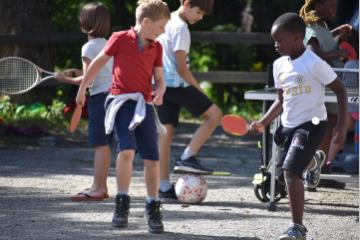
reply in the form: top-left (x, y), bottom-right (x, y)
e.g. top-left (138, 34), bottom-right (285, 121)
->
top-left (56, 2), bottom-right (113, 201)
top-left (300, 0), bottom-right (358, 176)
top-left (157, 0), bottom-right (222, 199)
top-left (300, 0), bottom-right (352, 67)
top-left (75, 0), bottom-right (170, 233)
top-left (250, 13), bottom-right (347, 239)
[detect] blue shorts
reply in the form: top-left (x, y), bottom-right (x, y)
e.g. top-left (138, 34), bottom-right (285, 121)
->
top-left (88, 92), bottom-right (112, 147)
top-left (111, 100), bottom-right (159, 161)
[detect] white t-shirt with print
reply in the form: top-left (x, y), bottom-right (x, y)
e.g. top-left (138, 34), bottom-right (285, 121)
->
top-left (157, 11), bottom-right (190, 87)
top-left (82, 38), bottom-right (113, 95)
top-left (273, 49), bottom-right (337, 128)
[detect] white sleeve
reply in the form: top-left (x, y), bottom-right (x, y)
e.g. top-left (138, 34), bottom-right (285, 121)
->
top-left (171, 27), bottom-right (190, 52)
top-left (272, 60), bottom-right (281, 89)
top-left (81, 42), bottom-right (96, 60)
top-left (313, 59), bottom-right (337, 85)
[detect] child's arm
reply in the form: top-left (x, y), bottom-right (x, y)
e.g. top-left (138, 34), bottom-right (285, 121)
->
top-left (306, 38), bottom-right (349, 62)
top-left (153, 66), bottom-right (166, 106)
top-left (175, 50), bottom-right (203, 92)
top-left (331, 24), bottom-right (352, 38)
top-left (55, 69), bottom-right (83, 85)
top-left (76, 51), bottom-right (111, 106)
top-left (249, 89), bottom-right (283, 133)
top-left (326, 77), bottom-right (348, 144)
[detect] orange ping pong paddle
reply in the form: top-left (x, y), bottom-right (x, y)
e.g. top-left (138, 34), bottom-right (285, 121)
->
top-left (69, 105), bottom-right (82, 133)
top-left (221, 114), bottom-right (249, 136)
top-left (340, 41), bottom-right (357, 60)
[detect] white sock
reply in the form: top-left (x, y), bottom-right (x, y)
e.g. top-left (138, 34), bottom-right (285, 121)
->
top-left (181, 146), bottom-right (194, 160)
top-left (160, 180), bottom-right (171, 192)
top-left (146, 196), bottom-right (159, 203)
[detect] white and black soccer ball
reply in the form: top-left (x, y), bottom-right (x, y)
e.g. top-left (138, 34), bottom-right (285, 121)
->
top-left (175, 174), bottom-right (208, 204)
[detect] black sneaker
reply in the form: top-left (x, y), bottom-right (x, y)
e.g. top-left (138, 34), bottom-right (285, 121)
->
top-left (145, 200), bottom-right (164, 233)
top-left (112, 194), bottom-right (130, 228)
top-left (173, 156), bottom-right (212, 175)
top-left (279, 223), bottom-right (307, 240)
top-left (159, 185), bottom-right (177, 199)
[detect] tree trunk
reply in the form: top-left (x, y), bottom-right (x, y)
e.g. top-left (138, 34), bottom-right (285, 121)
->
top-left (0, 0), bottom-right (54, 70)
top-left (0, 0), bottom-right (56, 103)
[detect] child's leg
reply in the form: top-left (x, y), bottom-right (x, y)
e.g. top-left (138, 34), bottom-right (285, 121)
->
top-left (113, 149), bottom-right (133, 229)
top-left (159, 124), bottom-right (175, 185)
top-left (318, 112), bottom-right (337, 164)
top-left (144, 160), bottom-right (160, 199)
top-left (327, 113), bottom-right (354, 163)
top-left (90, 145), bottom-right (111, 194)
top-left (71, 92), bottom-right (111, 200)
top-left (277, 121), bottom-right (326, 239)
top-left (136, 105), bottom-right (164, 233)
top-left (284, 170), bottom-right (304, 225)
top-left (116, 150), bottom-right (135, 193)
top-left (187, 104), bottom-right (222, 154)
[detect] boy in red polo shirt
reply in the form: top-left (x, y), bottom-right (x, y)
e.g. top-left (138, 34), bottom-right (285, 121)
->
top-left (76, 0), bottom-right (170, 234)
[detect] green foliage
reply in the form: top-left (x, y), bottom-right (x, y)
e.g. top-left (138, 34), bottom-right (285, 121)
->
top-left (0, 96), bottom-right (67, 128)
top-left (189, 23), bottom-right (263, 119)
top-left (46, 0), bottom-right (267, 121)
top-left (49, 0), bottom-right (115, 70)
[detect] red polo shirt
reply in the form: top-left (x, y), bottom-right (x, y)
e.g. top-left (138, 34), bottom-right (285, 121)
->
top-left (103, 28), bottom-right (163, 102)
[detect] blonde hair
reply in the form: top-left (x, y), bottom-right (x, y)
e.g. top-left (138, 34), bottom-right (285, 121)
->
top-left (79, 2), bottom-right (111, 38)
top-left (136, 0), bottom-right (170, 24)
top-left (299, 0), bottom-right (323, 24)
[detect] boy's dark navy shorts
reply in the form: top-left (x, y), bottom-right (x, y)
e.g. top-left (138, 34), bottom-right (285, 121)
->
top-left (88, 92), bottom-right (112, 147)
top-left (274, 120), bottom-right (327, 180)
top-left (111, 100), bottom-right (159, 161)
top-left (158, 86), bottom-right (213, 126)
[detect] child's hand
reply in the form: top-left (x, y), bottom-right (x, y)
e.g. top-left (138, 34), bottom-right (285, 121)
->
top-left (338, 49), bottom-right (350, 59)
top-left (63, 68), bottom-right (83, 77)
top-left (332, 124), bottom-right (347, 144)
top-left (338, 24), bottom-right (352, 37)
top-left (152, 91), bottom-right (163, 106)
top-left (76, 90), bottom-right (86, 107)
top-left (54, 72), bottom-right (68, 83)
top-left (249, 121), bottom-right (265, 134)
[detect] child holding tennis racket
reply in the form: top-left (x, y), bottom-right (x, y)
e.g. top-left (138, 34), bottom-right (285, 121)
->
top-left (156, 0), bottom-right (222, 199)
top-left (250, 13), bottom-right (347, 240)
top-left (75, 0), bottom-right (170, 233)
top-left (55, 2), bottom-right (113, 201)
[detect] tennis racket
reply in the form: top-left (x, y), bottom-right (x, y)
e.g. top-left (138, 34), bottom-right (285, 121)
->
top-left (69, 105), bottom-right (82, 133)
top-left (221, 114), bottom-right (249, 136)
top-left (0, 56), bottom-right (56, 95)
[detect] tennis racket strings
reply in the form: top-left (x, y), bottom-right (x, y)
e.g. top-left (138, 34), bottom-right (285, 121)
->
top-left (0, 57), bottom-right (39, 94)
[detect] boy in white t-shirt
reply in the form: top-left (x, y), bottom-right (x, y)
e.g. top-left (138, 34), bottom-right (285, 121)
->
top-left (250, 13), bottom-right (347, 240)
top-left (156, 0), bottom-right (222, 199)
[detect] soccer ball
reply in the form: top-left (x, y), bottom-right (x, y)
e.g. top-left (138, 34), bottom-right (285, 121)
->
top-left (175, 174), bottom-right (208, 204)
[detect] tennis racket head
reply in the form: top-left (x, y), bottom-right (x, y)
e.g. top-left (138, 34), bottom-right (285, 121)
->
top-left (0, 57), bottom-right (40, 95)
top-left (221, 114), bottom-right (249, 136)
top-left (340, 41), bottom-right (357, 60)
top-left (69, 105), bottom-right (82, 133)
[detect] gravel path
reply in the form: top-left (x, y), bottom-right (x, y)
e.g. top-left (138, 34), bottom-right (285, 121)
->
top-left (0, 122), bottom-right (358, 240)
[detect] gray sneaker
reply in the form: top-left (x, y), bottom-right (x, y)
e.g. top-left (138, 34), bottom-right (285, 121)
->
top-left (279, 223), bottom-right (307, 240)
top-left (304, 150), bottom-right (326, 189)
top-left (173, 156), bottom-right (212, 175)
